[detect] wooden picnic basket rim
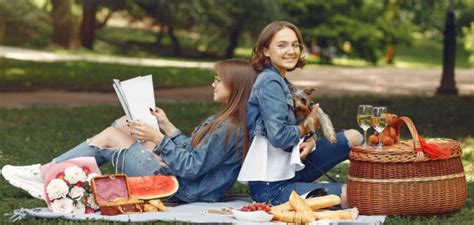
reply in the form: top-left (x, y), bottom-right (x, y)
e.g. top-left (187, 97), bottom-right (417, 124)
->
top-left (350, 116), bottom-right (462, 163)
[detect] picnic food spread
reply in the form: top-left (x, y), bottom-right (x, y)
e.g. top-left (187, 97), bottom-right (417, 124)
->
top-left (230, 191), bottom-right (358, 223)
top-left (91, 174), bottom-right (174, 215)
top-left (269, 191), bottom-right (358, 223)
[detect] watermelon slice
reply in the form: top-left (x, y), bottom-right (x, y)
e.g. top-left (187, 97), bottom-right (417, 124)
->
top-left (128, 175), bottom-right (179, 200)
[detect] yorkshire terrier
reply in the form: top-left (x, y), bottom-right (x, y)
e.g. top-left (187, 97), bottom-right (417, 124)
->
top-left (292, 87), bottom-right (337, 144)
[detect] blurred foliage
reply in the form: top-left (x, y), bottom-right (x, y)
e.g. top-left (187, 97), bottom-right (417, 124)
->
top-left (1, 0), bottom-right (473, 64)
top-left (0, 0), bottom-right (51, 47)
top-left (463, 22), bottom-right (474, 64)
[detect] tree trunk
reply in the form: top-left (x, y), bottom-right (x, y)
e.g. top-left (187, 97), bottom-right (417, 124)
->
top-left (0, 18), bottom-right (5, 45)
top-left (51, 0), bottom-right (73, 48)
top-left (385, 45), bottom-right (395, 64)
top-left (224, 21), bottom-right (243, 58)
top-left (155, 25), bottom-right (166, 47)
top-left (80, 0), bottom-right (98, 49)
top-left (436, 0), bottom-right (458, 95)
top-left (167, 25), bottom-right (181, 55)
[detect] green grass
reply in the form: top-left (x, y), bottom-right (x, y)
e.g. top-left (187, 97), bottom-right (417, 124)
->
top-left (0, 58), bottom-right (214, 91)
top-left (0, 95), bottom-right (473, 224)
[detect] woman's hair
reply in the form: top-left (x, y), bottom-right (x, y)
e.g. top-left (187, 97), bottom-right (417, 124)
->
top-left (191, 59), bottom-right (257, 158)
top-left (250, 21), bottom-right (306, 72)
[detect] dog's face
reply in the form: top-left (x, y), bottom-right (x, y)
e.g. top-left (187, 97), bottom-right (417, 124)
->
top-left (292, 87), bottom-right (315, 122)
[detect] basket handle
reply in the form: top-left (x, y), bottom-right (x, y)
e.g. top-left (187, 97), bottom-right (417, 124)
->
top-left (394, 116), bottom-right (421, 152)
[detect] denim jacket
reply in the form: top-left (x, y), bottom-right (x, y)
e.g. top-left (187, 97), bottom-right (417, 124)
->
top-left (246, 65), bottom-right (300, 152)
top-left (154, 115), bottom-right (243, 202)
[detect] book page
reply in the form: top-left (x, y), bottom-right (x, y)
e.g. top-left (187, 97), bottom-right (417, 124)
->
top-left (118, 75), bottom-right (159, 129)
top-left (113, 79), bottom-right (132, 119)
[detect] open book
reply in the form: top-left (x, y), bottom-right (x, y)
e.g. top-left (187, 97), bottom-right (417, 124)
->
top-left (113, 75), bottom-right (159, 129)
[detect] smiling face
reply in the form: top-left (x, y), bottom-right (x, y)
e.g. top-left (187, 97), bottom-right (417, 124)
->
top-left (212, 74), bottom-right (231, 103)
top-left (263, 27), bottom-right (302, 76)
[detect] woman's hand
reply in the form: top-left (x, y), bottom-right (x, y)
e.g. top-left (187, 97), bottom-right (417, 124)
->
top-left (127, 120), bottom-right (164, 145)
top-left (300, 138), bottom-right (315, 161)
top-left (150, 107), bottom-right (177, 136)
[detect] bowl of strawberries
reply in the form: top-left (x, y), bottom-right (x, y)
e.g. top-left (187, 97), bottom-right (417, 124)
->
top-left (232, 203), bottom-right (273, 222)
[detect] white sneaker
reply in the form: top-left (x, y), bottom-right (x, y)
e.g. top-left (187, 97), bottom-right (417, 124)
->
top-left (1, 164), bottom-right (44, 199)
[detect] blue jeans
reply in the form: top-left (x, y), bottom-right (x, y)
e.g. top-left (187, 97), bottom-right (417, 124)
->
top-left (249, 131), bottom-right (351, 205)
top-left (53, 139), bottom-right (166, 177)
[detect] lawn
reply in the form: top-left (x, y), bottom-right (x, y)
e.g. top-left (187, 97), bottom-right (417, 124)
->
top-left (0, 95), bottom-right (472, 224)
top-left (0, 58), bottom-right (214, 92)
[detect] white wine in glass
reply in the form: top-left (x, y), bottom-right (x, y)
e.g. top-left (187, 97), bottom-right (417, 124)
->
top-left (372, 106), bottom-right (388, 150)
top-left (357, 105), bottom-right (372, 149)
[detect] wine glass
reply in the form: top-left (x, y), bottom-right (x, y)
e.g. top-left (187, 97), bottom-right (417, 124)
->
top-left (371, 106), bottom-right (388, 150)
top-left (357, 105), bottom-right (373, 149)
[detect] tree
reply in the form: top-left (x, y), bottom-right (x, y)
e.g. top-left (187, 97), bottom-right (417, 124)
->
top-left (79, 0), bottom-right (126, 49)
top-left (51, 0), bottom-right (74, 48)
top-left (278, 0), bottom-right (397, 64)
top-left (436, 0), bottom-right (458, 95)
top-left (80, 0), bottom-right (97, 49)
top-left (198, 0), bottom-right (281, 58)
top-left (134, 0), bottom-right (199, 55)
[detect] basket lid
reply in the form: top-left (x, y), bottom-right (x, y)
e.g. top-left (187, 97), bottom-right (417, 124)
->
top-left (350, 117), bottom-right (462, 163)
top-left (350, 138), bottom-right (462, 163)
top-left (91, 174), bottom-right (129, 205)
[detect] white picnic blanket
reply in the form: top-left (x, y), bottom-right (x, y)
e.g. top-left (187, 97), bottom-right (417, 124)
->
top-left (8, 200), bottom-right (386, 224)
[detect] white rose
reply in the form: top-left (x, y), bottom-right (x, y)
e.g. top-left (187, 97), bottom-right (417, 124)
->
top-left (64, 166), bottom-right (87, 184)
top-left (50, 198), bottom-right (74, 213)
top-left (72, 201), bottom-right (86, 214)
top-left (46, 178), bottom-right (69, 200)
top-left (68, 186), bottom-right (85, 199)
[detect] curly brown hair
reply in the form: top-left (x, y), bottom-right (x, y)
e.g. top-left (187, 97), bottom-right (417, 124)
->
top-left (250, 21), bottom-right (306, 73)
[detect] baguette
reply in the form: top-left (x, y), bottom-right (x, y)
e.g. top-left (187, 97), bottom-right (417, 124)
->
top-left (271, 194), bottom-right (341, 211)
top-left (289, 191), bottom-right (314, 213)
top-left (272, 210), bottom-right (316, 223)
top-left (314, 208), bottom-right (359, 220)
top-left (148, 199), bottom-right (168, 212)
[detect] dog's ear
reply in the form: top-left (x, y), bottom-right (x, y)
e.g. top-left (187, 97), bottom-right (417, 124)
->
top-left (303, 87), bottom-right (316, 98)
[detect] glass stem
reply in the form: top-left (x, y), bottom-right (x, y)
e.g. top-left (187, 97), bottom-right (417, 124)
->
top-left (378, 131), bottom-right (383, 149)
top-left (363, 129), bottom-right (368, 149)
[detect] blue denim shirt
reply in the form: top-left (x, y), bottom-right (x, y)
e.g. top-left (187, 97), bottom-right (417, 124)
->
top-left (155, 115), bottom-right (243, 202)
top-left (246, 65), bottom-right (300, 152)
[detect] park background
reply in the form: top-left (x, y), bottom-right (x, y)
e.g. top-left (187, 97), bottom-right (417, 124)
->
top-left (0, 0), bottom-right (473, 224)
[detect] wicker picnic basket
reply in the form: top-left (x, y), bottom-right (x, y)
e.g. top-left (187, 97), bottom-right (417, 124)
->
top-left (91, 174), bottom-right (144, 215)
top-left (347, 116), bottom-right (467, 216)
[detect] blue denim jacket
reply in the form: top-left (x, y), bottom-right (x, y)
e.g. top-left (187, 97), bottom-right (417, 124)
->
top-left (246, 65), bottom-right (300, 152)
top-left (155, 115), bottom-right (243, 202)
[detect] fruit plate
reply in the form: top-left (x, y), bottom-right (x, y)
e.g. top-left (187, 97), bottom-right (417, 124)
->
top-left (231, 209), bottom-right (273, 222)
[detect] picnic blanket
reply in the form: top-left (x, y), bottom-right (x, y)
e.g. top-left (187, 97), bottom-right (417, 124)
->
top-left (9, 200), bottom-right (385, 224)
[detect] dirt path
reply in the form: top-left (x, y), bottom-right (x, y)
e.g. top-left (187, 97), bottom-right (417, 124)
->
top-left (1, 46), bottom-right (472, 108)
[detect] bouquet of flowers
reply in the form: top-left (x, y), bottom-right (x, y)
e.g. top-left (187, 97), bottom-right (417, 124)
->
top-left (43, 158), bottom-right (101, 214)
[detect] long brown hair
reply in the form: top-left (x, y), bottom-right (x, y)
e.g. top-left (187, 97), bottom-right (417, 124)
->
top-left (250, 21), bottom-right (306, 73)
top-left (191, 59), bottom-right (257, 158)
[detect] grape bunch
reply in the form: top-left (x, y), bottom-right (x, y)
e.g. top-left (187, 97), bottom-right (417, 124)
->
top-left (240, 202), bottom-right (271, 212)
